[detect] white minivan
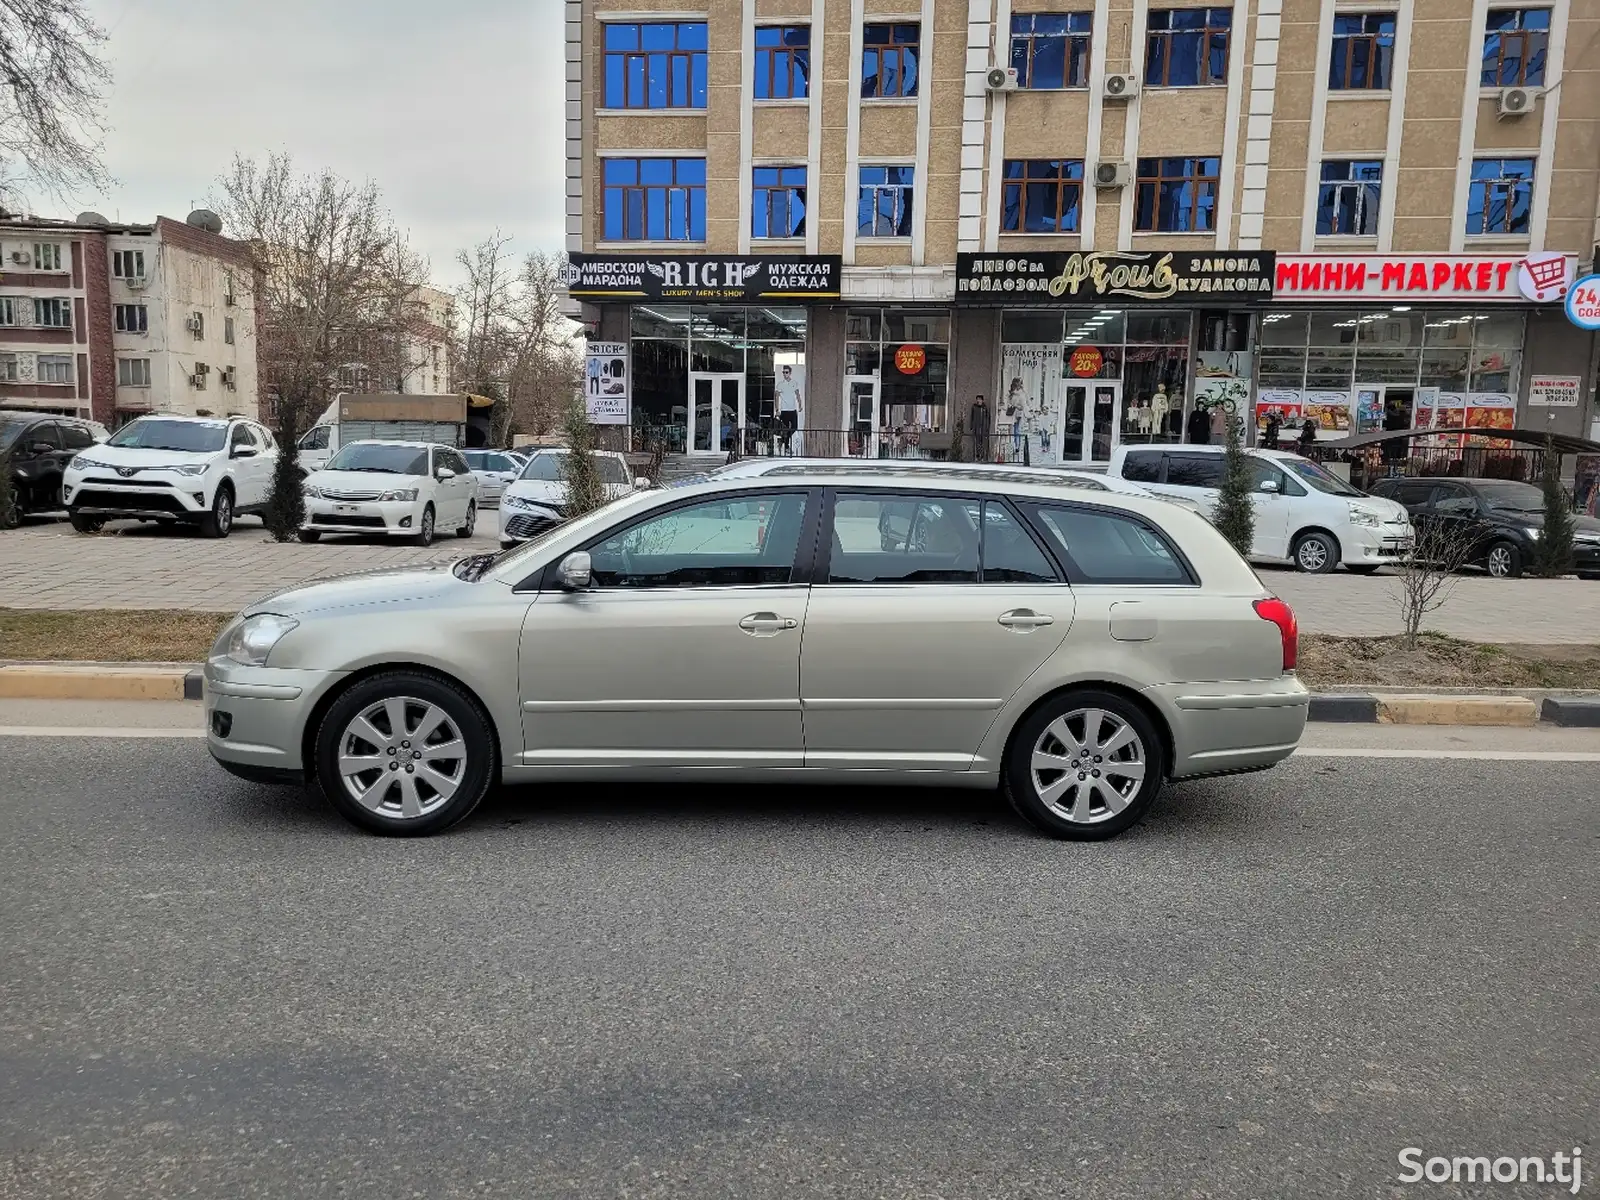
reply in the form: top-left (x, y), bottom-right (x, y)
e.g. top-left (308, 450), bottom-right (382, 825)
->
top-left (1105, 444), bottom-right (1412, 573)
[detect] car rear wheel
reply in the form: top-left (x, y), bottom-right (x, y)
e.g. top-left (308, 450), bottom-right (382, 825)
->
top-left (456, 500), bottom-right (476, 539)
top-left (68, 511), bottom-right (104, 534)
top-left (314, 672), bottom-right (497, 836)
top-left (412, 504), bottom-right (435, 547)
top-left (1345, 564), bottom-right (1381, 575)
top-left (297, 529), bottom-right (321, 543)
top-left (1291, 531), bottom-right (1338, 574)
top-left (199, 486), bottom-right (233, 539)
top-left (1485, 540), bottom-right (1523, 579)
top-left (1003, 690), bottom-right (1166, 840)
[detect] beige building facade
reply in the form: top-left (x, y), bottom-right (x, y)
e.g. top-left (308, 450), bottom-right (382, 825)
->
top-left (563, 0), bottom-right (1600, 467)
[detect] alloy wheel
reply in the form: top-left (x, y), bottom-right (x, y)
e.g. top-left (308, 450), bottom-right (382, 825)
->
top-left (216, 491), bottom-right (232, 534)
top-left (337, 696), bottom-right (467, 820)
top-left (1296, 538), bottom-right (1328, 572)
top-left (1029, 707), bottom-right (1147, 824)
top-left (1487, 545), bottom-right (1513, 577)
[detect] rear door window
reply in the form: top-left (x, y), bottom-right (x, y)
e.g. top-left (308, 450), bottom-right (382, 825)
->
top-left (829, 493), bottom-right (980, 584)
top-left (1026, 505), bottom-right (1196, 586)
top-left (1162, 454), bottom-right (1224, 489)
top-left (981, 501), bottom-right (1058, 583)
top-left (1120, 451), bottom-right (1162, 484)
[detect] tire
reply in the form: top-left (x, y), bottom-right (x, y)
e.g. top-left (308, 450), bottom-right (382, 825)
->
top-left (1345, 564), bottom-right (1381, 575)
top-left (198, 485), bottom-right (233, 539)
top-left (297, 529), bottom-right (322, 543)
top-left (314, 671), bottom-right (497, 836)
top-left (1485, 539), bottom-right (1523, 579)
top-left (1291, 530), bottom-right (1339, 574)
top-left (412, 504), bottom-right (435, 547)
top-left (1003, 689), bottom-right (1166, 841)
top-left (456, 500), bottom-right (476, 539)
top-left (68, 511), bottom-right (103, 534)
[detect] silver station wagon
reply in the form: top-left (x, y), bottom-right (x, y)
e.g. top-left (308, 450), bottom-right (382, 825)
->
top-left (205, 469), bottom-right (1309, 839)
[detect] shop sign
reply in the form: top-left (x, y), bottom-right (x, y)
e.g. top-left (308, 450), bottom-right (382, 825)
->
top-left (1566, 274), bottom-right (1600, 330)
top-left (1529, 375), bottom-right (1581, 408)
top-left (954, 251), bottom-right (1276, 304)
top-left (561, 254), bottom-right (841, 302)
top-left (893, 344), bottom-right (927, 374)
top-left (1068, 345), bottom-right (1103, 377)
top-left (583, 341), bottom-right (629, 424)
top-left (1273, 253), bottom-right (1576, 303)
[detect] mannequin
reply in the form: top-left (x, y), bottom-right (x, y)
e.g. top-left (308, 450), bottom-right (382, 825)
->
top-left (1150, 384), bottom-right (1170, 432)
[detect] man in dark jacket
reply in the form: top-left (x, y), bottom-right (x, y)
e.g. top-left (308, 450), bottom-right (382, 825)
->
top-left (1186, 404), bottom-right (1211, 444)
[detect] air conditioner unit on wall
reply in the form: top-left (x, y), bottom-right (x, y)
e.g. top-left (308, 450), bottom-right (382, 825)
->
top-left (10, 252), bottom-right (29, 265)
top-left (1104, 73), bottom-right (1139, 100)
top-left (1094, 161), bottom-right (1131, 189)
top-left (221, 366), bottom-right (236, 389)
top-left (186, 312), bottom-right (204, 336)
top-left (126, 275), bottom-right (147, 290)
top-left (985, 66), bottom-right (1019, 92)
top-left (1497, 86), bottom-right (1536, 116)
top-left (189, 373), bottom-right (206, 389)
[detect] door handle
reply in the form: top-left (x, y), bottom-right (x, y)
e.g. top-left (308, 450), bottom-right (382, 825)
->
top-left (997, 608), bottom-right (1054, 631)
top-left (739, 612), bottom-right (799, 637)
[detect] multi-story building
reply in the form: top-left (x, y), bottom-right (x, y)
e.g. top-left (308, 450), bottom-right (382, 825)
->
top-left (0, 211), bottom-right (260, 426)
top-left (329, 285), bottom-right (452, 396)
top-left (561, 0), bottom-right (1600, 467)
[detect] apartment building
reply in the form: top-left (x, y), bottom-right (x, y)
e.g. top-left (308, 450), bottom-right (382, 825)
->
top-left (561, 0), bottom-right (1600, 466)
top-left (0, 211), bottom-right (260, 426)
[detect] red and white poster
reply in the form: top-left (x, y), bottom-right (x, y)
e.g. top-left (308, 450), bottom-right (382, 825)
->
top-left (1273, 253), bottom-right (1575, 303)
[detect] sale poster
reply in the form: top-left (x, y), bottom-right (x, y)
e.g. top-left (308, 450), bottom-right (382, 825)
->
top-left (1255, 388), bottom-right (1303, 440)
top-left (1302, 391), bottom-right (1354, 439)
top-left (1001, 344), bottom-right (1062, 465)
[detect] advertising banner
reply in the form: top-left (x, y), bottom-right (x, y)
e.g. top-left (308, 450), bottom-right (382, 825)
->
top-left (1272, 253), bottom-right (1575, 303)
top-left (1255, 389), bottom-right (1304, 438)
top-left (1528, 375), bottom-right (1582, 407)
top-left (562, 254), bottom-right (841, 302)
top-left (583, 341), bottom-right (629, 424)
top-left (1302, 391), bottom-right (1355, 440)
top-left (1000, 344), bottom-right (1063, 465)
top-left (955, 251), bottom-right (1275, 304)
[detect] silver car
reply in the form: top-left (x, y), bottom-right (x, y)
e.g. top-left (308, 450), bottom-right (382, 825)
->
top-left (205, 472), bottom-right (1308, 839)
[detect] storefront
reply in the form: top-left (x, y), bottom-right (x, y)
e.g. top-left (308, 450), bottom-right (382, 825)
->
top-left (954, 251), bottom-right (1275, 467)
top-left (564, 253), bottom-right (841, 455)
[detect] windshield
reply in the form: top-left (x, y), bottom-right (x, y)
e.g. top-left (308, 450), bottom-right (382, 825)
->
top-left (1475, 482), bottom-right (1545, 513)
top-left (1282, 456), bottom-right (1365, 498)
top-left (326, 443), bottom-right (429, 475)
top-left (108, 418), bottom-right (228, 453)
top-left (519, 452), bottom-right (567, 481)
top-left (463, 451), bottom-right (497, 469)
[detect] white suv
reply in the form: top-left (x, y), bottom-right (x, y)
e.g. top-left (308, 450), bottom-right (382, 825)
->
top-left (64, 414), bottom-right (278, 538)
top-left (499, 449), bottom-right (640, 548)
top-left (1106, 444), bottom-right (1412, 573)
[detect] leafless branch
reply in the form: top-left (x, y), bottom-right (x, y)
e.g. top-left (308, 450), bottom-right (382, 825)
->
top-left (0, 0), bottom-right (111, 207)
top-left (1390, 520), bottom-right (1481, 646)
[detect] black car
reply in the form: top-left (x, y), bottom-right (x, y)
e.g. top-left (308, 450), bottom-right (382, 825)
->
top-left (0, 412), bottom-right (107, 522)
top-left (1368, 476), bottom-right (1600, 579)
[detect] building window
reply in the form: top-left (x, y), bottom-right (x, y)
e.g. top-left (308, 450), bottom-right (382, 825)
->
top-left (1466, 157), bottom-right (1534, 235)
top-left (225, 316), bottom-right (235, 344)
top-left (861, 23), bottom-right (920, 98)
top-left (602, 157), bottom-right (707, 242)
top-left (752, 166), bottom-right (807, 239)
top-left (32, 243), bottom-right (64, 271)
top-left (0, 297), bottom-right (13, 326)
top-left (112, 249), bottom-right (145, 278)
top-left (755, 26), bottom-right (810, 99)
top-left (1316, 161), bottom-right (1383, 235)
top-left (1009, 13), bottom-right (1093, 88)
top-left (602, 22), bottom-right (708, 109)
top-left (857, 166), bottom-right (915, 238)
top-left (1329, 13), bottom-right (1396, 89)
top-left (118, 358), bottom-right (151, 387)
top-left (1133, 157), bottom-right (1220, 232)
top-left (114, 303), bottom-right (148, 333)
top-left (0, 353), bottom-right (16, 381)
top-left (37, 354), bottom-right (73, 384)
top-left (34, 298), bottom-right (72, 328)
top-left (1481, 8), bottom-right (1550, 87)
top-left (1144, 8), bottom-right (1231, 87)
top-left (1002, 160), bottom-right (1085, 233)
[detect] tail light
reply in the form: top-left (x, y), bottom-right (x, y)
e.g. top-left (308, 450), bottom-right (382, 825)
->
top-left (1253, 597), bottom-right (1298, 672)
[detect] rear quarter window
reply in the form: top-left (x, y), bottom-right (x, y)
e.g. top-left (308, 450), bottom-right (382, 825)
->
top-left (1026, 505), bottom-right (1196, 586)
top-left (1163, 454), bottom-right (1225, 489)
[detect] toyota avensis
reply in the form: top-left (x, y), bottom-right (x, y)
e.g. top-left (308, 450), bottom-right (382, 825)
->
top-left (205, 468), bottom-right (1309, 839)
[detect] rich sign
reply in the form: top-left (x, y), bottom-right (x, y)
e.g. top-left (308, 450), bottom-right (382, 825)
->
top-left (562, 254), bottom-right (842, 302)
top-left (955, 251), bottom-right (1276, 305)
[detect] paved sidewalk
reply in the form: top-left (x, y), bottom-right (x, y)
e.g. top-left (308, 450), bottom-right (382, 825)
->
top-left (3, 517), bottom-right (1599, 642)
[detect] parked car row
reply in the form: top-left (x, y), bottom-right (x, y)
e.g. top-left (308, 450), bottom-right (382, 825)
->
top-left (0, 411), bottom-right (109, 520)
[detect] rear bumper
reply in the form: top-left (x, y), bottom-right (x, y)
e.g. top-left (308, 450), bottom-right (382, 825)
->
top-left (1145, 677), bottom-right (1310, 779)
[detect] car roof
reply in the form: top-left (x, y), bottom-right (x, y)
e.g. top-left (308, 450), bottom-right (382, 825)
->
top-left (527, 447), bottom-right (626, 459)
top-left (1123, 444), bottom-right (1306, 461)
top-left (339, 439), bottom-right (444, 450)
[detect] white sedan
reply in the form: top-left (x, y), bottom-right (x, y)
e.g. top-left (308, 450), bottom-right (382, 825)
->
top-left (462, 450), bottom-right (524, 508)
top-left (299, 440), bottom-right (479, 546)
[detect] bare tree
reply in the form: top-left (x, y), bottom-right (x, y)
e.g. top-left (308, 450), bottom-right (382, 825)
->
top-left (0, 0), bottom-right (111, 206)
top-left (453, 232), bottom-right (516, 399)
top-left (1391, 519), bottom-right (1480, 646)
top-left (212, 153), bottom-right (429, 539)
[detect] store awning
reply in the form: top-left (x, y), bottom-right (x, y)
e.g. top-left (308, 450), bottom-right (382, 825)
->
top-left (1319, 427), bottom-right (1600, 455)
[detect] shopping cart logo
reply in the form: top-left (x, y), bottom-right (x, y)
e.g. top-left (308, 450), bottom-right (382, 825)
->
top-left (1517, 252), bottom-right (1572, 303)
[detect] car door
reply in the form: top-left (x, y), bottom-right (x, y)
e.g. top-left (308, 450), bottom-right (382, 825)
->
top-left (17, 421), bottom-right (62, 508)
top-left (798, 489), bottom-right (1074, 772)
top-left (517, 489), bottom-right (815, 767)
top-left (225, 422), bottom-right (262, 507)
top-left (1428, 483), bottom-right (1485, 557)
top-left (53, 422), bottom-right (96, 508)
top-left (1245, 457), bottom-right (1294, 559)
top-left (450, 449), bottom-right (477, 518)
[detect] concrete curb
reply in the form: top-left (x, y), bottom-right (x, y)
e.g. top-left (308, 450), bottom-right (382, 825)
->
top-left (0, 662), bottom-right (204, 702)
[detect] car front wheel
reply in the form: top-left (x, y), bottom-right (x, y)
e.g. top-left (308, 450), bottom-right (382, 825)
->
top-left (412, 504), bottom-right (435, 546)
top-left (199, 486), bottom-right (233, 539)
top-left (68, 511), bottom-right (104, 534)
top-left (1004, 690), bottom-right (1166, 840)
top-left (1291, 531), bottom-right (1339, 574)
top-left (314, 672), bottom-right (497, 836)
top-left (456, 500), bottom-right (476, 539)
top-left (1485, 540), bottom-right (1523, 579)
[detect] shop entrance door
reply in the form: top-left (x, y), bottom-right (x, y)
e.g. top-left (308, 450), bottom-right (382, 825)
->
top-left (845, 374), bottom-right (879, 459)
top-left (688, 373), bottom-right (745, 455)
top-left (1058, 381), bottom-right (1123, 467)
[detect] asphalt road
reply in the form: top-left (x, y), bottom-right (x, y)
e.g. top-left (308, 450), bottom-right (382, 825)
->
top-left (1, 739), bottom-right (1594, 1199)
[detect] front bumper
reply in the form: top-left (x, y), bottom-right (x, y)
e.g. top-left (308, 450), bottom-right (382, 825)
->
top-left (65, 474), bottom-right (210, 519)
top-left (205, 659), bottom-right (347, 778)
top-left (1345, 523), bottom-right (1413, 563)
top-left (1573, 540), bottom-right (1600, 572)
top-left (302, 497), bottom-right (426, 536)
top-left (499, 504), bottom-right (565, 543)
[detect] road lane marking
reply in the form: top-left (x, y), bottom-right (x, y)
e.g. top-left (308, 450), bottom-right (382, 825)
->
top-left (1293, 747), bottom-right (1600, 762)
top-left (0, 726), bottom-right (206, 739)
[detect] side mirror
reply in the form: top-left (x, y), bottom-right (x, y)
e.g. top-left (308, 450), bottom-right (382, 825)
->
top-left (1259, 479), bottom-right (1280, 493)
top-left (232, 446), bottom-right (257, 459)
top-left (31, 441), bottom-right (54, 454)
top-left (435, 468), bottom-right (454, 479)
top-left (557, 551), bottom-right (592, 591)
top-left (633, 477), bottom-right (651, 490)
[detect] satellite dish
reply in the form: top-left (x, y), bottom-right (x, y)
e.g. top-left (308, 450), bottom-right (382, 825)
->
top-left (186, 209), bottom-right (224, 234)
top-left (75, 211), bottom-right (110, 225)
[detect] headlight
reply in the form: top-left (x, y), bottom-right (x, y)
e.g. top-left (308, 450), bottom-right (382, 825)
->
top-left (502, 494), bottom-right (536, 511)
top-left (69, 455), bottom-right (108, 472)
top-left (303, 483), bottom-right (323, 498)
top-left (378, 488), bottom-right (418, 502)
top-left (169, 464), bottom-right (208, 477)
top-left (1346, 505), bottom-right (1382, 528)
top-left (214, 613), bottom-right (299, 667)
top-left (1523, 526), bottom-right (1542, 539)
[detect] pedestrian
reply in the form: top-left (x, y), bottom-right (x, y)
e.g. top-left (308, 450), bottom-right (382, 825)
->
top-left (1297, 417), bottom-right (1317, 455)
top-left (1186, 404), bottom-right (1211, 445)
top-left (1262, 411), bottom-right (1282, 450)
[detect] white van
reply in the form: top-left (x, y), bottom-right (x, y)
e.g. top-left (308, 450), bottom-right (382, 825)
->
top-left (1105, 445), bottom-right (1412, 573)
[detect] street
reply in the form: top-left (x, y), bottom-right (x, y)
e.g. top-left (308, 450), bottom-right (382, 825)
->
top-left (1, 718), bottom-right (1594, 1198)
